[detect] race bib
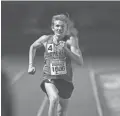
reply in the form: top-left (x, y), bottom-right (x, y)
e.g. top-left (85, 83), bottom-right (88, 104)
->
top-left (50, 59), bottom-right (67, 75)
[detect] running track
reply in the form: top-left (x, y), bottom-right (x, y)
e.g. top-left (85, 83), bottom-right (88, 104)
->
top-left (3, 55), bottom-right (120, 116)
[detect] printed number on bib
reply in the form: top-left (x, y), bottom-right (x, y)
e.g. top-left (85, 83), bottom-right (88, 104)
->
top-left (47, 44), bottom-right (54, 53)
top-left (50, 60), bottom-right (67, 75)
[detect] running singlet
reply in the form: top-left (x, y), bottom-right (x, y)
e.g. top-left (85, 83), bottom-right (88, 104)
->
top-left (43, 35), bottom-right (73, 81)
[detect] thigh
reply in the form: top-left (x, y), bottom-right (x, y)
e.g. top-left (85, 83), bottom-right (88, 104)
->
top-left (57, 97), bottom-right (69, 112)
top-left (44, 82), bottom-right (59, 100)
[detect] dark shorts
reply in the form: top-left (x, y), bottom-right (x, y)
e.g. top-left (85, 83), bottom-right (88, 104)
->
top-left (40, 79), bottom-right (74, 99)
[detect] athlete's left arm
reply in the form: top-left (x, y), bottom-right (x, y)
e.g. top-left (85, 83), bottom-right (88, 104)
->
top-left (64, 36), bottom-right (83, 66)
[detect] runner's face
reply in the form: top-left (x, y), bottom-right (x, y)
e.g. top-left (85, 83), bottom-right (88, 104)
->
top-left (52, 20), bottom-right (68, 37)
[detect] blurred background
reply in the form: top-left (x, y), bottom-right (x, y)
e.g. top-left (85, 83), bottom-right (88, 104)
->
top-left (1, 1), bottom-right (120, 116)
top-left (2, 1), bottom-right (120, 56)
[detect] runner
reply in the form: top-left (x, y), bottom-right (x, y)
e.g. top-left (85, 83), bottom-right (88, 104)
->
top-left (28, 14), bottom-right (83, 116)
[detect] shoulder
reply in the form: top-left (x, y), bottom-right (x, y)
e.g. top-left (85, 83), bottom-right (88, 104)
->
top-left (31, 35), bottom-right (51, 48)
top-left (37, 35), bottom-right (51, 43)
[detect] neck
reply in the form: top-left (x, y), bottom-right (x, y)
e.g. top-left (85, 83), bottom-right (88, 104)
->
top-left (54, 34), bottom-right (65, 41)
top-left (53, 35), bottom-right (65, 44)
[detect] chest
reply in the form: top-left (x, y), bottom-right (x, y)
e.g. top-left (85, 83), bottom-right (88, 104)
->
top-left (47, 43), bottom-right (63, 53)
top-left (45, 40), bottom-right (66, 55)
top-left (43, 35), bottom-right (71, 59)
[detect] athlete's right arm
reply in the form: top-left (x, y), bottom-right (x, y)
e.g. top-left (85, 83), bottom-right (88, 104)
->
top-left (28, 35), bottom-right (48, 74)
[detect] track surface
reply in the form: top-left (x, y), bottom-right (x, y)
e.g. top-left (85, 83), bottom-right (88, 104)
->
top-left (3, 55), bottom-right (120, 116)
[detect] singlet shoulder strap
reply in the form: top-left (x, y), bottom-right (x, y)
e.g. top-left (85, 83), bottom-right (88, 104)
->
top-left (46, 35), bottom-right (53, 44)
top-left (44, 35), bottom-right (53, 49)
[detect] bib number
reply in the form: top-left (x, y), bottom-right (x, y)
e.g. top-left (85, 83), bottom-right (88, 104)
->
top-left (47, 44), bottom-right (54, 53)
top-left (50, 60), bottom-right (67, 75)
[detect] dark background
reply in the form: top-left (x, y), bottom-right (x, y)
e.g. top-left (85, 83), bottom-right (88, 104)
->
top-left (2, 1), bottom-right (120, 57)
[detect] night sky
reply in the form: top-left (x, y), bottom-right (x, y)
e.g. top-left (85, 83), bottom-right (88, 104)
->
top-left (1, 1), bottom-right (120, 56)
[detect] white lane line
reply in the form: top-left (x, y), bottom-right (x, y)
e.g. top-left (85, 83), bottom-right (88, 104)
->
top-left (12, 69), bottom-right (26, 85)
top-left (89, 69), bottom-right (103, 116)
top-left (37, 96), bottom-right (48, 116)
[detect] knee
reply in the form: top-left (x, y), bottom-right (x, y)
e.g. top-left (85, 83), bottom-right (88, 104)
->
top-left (57, 107), bottom-right (62, 114)
top-left (49, 95), bottom-right (59, 104)
top-left (57, 103), bottom-right (68, 116)
top-left (57, 107), bottom-right (66, 116)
